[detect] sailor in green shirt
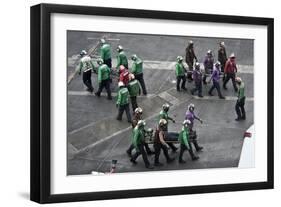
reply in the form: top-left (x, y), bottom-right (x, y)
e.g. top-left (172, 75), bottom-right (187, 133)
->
top-left (158, 103), bottom-right (177, 152)
top-left (235, 77), bottom-right (246, 121)
top-left (116, 81), bottom-right (132, 123)
top-left (131, 54), bottom-right (147, 95)
top-left (116, 45), bottom-right (128, 69)
top-left (178, 120), bottom-right (199, 163)
top-left (158, 103), bottom-right (176, 131)
top-left (94, 59), bottom-right (112, 100)
top-left (175, 56), bottom-right (187, 91)
top-left (127, 74), bottom-right (140, 112)
top-left (77, 50), bottom-right (95, 93)
top-left (100, 39), bottom-right (112, 68)
top-left (130, 120), bottom-right (153, 169)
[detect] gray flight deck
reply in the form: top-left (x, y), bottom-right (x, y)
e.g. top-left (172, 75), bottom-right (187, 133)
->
top-left (67, 31), bottom-right (254, 175)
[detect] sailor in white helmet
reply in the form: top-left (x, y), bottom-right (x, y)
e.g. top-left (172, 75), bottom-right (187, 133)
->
top-left (116, 81), bottom-right (132, 123)
top-left (178, 120), bottom-right (199, 163)
top-left (130, 120), bottom-right (154, 169)
top-left (77, 50), bottom-right (95, 93)
top-left (185, 103), bottom-right (204, 152)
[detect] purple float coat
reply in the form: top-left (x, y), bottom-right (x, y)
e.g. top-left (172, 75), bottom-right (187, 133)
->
top-left (203, 55), bottom-right (214, 70)
top-left (192, 70), bottom-right (202, 84)
top-left (210, 66), bottom-right (221, 83)
top-left (185, 111), bottom-right (198, 130)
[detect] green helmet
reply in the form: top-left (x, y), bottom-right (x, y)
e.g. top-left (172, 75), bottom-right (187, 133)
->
top-left (97, 58), bottom-right (104, 65)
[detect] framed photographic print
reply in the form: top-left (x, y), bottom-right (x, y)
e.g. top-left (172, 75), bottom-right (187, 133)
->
top-left (30, 3), bottom-right (274, 203)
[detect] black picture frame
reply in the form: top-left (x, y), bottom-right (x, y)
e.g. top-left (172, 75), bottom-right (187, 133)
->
top-left (30, 3), bottom-right (274, 204)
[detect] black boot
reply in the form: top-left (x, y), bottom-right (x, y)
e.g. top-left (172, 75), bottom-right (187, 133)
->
top-left (167, 157), bottom-right (175, 163)
top-left (179, 159), bottom-right (186, 164)
top-left (145, 164), bottom-right (154, 169)
top-left (154, 162), bottom-right (164, 167)
top-left (188, 149), bottom-right (199, 160)
top-left (130, 158), bottom-right (137, 164)
top-left (193, 141), bottom-right (203, 152)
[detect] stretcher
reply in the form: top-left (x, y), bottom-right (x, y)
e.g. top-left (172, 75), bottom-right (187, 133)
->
top-left (144, 128), bottom-right (198, 144)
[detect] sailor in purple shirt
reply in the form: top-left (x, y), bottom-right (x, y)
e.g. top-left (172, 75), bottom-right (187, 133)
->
top-left (185, 103), bottom-right (203, 151)
top-left (191, 62), bottom-right (203, 97)
top-left (208, 61), bottom-right (225, 99)
top-left (203, 50), bottom-right (214, 84)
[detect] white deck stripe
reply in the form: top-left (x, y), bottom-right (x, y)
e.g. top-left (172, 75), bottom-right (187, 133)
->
top-left (108, 59), bottom-right (253, 74)
top-left (68, 90), bottom-right (254, 101)
top-left (158, 91), bottom-right (180, 105)
top-left (69, 57), bottom-right (253, 74)
top-left (67, 91), bottom-right (154, 98)
top-left (193, 95), bottom-right (254, 101)
top-left (87, 37), bottom-right (120, 41)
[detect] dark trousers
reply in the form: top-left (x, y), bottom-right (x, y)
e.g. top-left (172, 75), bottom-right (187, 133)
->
top-left (209, 81), bottom-right (223, 97)
top-left (223, 73), bottom-right (237, 91)
top-left (127, 143), bottom-right (152, 155)
top-left (135, 73), bottom-right (147, 95)
top-left (117, 103), bottom-right (132, 121)
top-left (235, 97), bottom-right (246, 119)
top-left (220, 62), bottom-right (226, 73)
top-left (104, 58), bottom-right (112, 68)
top-left (203, 68), bottom-right (212, 84)
top-left (176, 75), bottom-right (187, 91)
top-left (82, 70), bottom-right (93, 91)
top-left (191, 82), bottom-right (202, 96)
top-left (154, 143), bottom-right (171, 164)
top-left (131, 143), bottom-right (150, 167)
top-left (96, 79), bottom-right (112, 98)
top-left (179, 143), bottom-right (196, 161)
top-left (130, 96), bottom-right (138, 112)
top-left (162, 131), bottom-right (178, 151)
top-left (186, 66), bottom-right (193, 81)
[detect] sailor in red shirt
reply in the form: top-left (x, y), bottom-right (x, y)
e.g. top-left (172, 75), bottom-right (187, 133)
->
top-left (223, 53), bottom-right (238, 92)
top-left (119, 65), bottom-right (130, 86)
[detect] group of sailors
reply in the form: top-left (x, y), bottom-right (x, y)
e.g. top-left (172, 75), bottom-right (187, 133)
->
top-left (126, 103), bottom-right (203, 169)
top-left (76, 38), bottom-right (247, 169)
